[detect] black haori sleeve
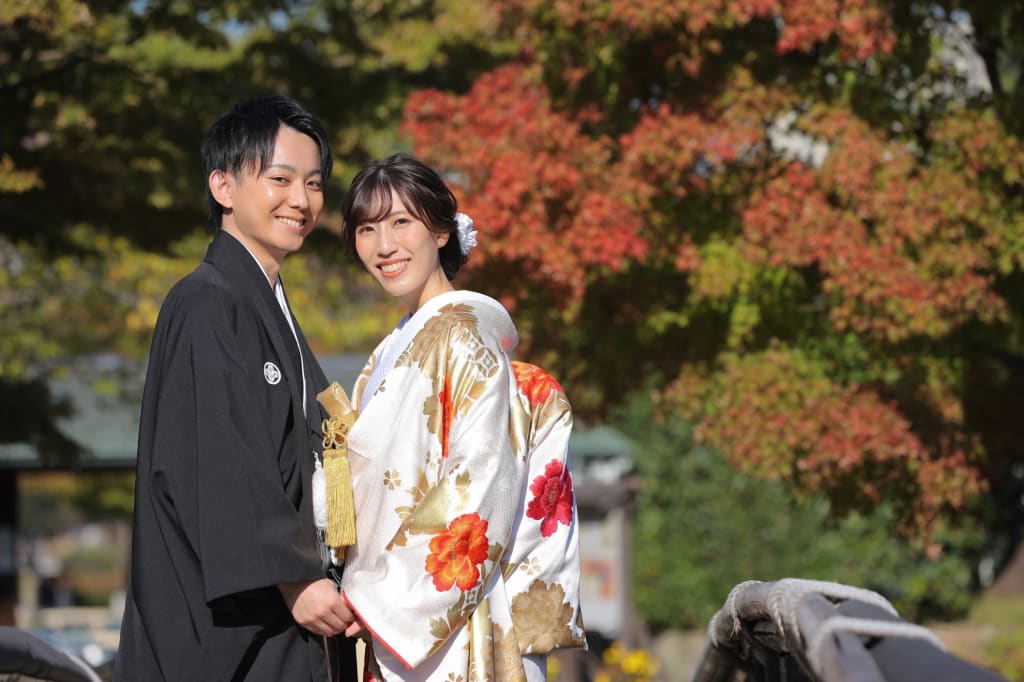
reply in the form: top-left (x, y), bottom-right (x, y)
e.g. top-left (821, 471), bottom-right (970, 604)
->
top-left (115, 274), bottom-right (328, 682)
top-left (187, 290), bottom-right (324, 606)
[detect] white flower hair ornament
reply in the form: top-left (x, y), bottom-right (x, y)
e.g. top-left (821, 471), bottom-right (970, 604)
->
top-left (455, 212), bottom-right (478, 256)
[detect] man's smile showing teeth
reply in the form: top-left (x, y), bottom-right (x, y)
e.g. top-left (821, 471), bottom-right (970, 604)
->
top-left (277, 216), bottom-right (304, 228)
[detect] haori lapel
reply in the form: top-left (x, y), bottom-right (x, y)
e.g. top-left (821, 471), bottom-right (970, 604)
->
top-left (204, 231), bottom-right (308, 436)
top-left (279, 280), bottom-right (326, 439)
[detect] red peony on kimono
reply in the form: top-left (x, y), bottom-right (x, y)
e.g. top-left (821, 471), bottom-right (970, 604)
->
top-left (338, 290), bottom-right (585, 681)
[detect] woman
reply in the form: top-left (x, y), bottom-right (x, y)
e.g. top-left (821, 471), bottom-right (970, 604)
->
top-left (334, 154), bottom-right (585, 681)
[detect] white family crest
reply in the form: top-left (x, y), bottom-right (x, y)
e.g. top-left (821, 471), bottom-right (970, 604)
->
top-left (263, 361), bottom-right (282, 385)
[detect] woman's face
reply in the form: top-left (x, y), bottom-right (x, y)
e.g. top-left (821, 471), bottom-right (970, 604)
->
top-left (353, 188), bottom-right (452, 313)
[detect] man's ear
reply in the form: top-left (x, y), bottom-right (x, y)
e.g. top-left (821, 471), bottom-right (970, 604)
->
top-left (208, 170), bottom-right (233, 210)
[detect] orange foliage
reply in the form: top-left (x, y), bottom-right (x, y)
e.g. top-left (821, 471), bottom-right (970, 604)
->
top-left (402, 2), bottom-right (1024, 547)
top-left (666, 346), bottom-right (985, 540)
top-left (777, 0), bottom-right (894, 60)
top-left (499, 0), bottom-right (893, 74)
top-left (404, 64), bottom-right (649, 302)
top-left (742, 107), bottom-right (1009, 342)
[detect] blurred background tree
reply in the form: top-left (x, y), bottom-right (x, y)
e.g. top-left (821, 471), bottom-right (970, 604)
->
top-left (403, 0), bottom-right (1024, 609)
top-left (620, 389), bottom-right (982, 629)
top-left (3, 0), bottom-right (1024, 644)
top-left (0, 0), bottom-right (514, 461)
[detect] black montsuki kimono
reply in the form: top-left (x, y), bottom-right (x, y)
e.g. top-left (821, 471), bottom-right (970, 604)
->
top-left (114, 230), bottom-right (354, 681)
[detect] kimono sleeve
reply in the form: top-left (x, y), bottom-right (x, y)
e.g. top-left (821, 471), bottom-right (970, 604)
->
top-left (342, 322), bottom-right (524, 671)
top-left (504, 362), bottom-right (587, 654)
top-left (183, 302), bottom-right (322, 606)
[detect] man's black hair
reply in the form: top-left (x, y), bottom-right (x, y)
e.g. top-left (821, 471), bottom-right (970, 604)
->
top-left (201, 95), bottom-right (333, 230)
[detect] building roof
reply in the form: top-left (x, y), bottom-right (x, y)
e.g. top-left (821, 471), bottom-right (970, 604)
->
top-left (0, 354), bottom-right (367, 470)
top-left (571, 423), bottom-right (635, 485)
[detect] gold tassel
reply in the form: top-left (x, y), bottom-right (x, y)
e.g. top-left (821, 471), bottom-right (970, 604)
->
top-left (317, 382), bottom-right (358, 549)
top-left (323, 445), bottom-right (356, 547)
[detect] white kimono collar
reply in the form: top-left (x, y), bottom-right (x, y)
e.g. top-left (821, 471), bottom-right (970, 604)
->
top-left (358, 290), bottom-right (519, 409)
top-left (411, 289), bottom-right (519, 352)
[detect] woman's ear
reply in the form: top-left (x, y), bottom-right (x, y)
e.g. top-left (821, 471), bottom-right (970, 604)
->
top-left (435, 231), bottom-right (450, 248)
top-left (208, 170), bottom-right (233, 209)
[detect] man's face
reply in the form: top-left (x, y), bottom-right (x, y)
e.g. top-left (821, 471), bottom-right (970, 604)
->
top-left (218, 125), bottom-right (324, 276)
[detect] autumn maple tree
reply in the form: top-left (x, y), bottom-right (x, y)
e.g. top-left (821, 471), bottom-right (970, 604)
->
top-left (402, 0), bottom-right (1024, 551)
top-left (4, 0), bottom-right (1023, 610)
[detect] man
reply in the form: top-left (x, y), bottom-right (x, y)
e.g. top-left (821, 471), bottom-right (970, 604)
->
top-left (115, 95), bottom-right (356, 681)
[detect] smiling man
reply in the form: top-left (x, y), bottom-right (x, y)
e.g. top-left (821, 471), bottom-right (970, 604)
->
top-left (115, 96), bottom-right (356, 682)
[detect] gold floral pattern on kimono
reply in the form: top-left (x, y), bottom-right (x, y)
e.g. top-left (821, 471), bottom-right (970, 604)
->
top-left (492, 624), bottom-right (527, 682)
top-left (389, 469), bottom-right (473, 550)
top-left (339, 291), bottom-right (584, 681)
top-left (511, 580), bottom-right (586, 653)
top-left (412, 307), bottom-right (501, 458)
top-left (465, 613), bottom-right (528, 682)
top-left (394, 303), bottom-right (479, 371)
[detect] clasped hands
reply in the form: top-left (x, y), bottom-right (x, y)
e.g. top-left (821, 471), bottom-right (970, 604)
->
top-left (279, 579), bottom-right (365, 638)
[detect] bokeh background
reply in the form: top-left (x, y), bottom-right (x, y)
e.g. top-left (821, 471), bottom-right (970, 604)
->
top-left (2, 0), bottom-right (1023, 679)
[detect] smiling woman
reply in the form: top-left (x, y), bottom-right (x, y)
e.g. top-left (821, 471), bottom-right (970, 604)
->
top-left (329, 153), bottom-right (586, 681)
top-left (352, 189), bottom-right (453, 312)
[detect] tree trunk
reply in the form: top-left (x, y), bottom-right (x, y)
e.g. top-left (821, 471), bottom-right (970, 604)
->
top-left (0, 469), bottom-right (16, 625)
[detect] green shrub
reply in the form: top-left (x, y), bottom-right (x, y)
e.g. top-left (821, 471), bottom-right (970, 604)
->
top-left (619, 391), bottom-right (981, 630)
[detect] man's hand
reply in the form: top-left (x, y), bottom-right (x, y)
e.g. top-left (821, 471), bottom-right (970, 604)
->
top-left (344, 617), bottom-right (365, 638)
top-left (278, 579), bottom-right (354, 637)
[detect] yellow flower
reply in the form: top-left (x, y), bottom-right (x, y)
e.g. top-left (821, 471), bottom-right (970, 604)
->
top-left (602, 641), bottom-right (626, 666)
top-left (621, 650), bottom-right (649, 676)
top-left (599, 642), bottom-right (659, 681)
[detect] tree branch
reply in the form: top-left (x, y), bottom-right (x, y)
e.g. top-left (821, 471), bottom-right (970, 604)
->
top-left (970, 13), bottom-right (1004, 99)
top-left (0, 52), bottom-right (90, 98)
